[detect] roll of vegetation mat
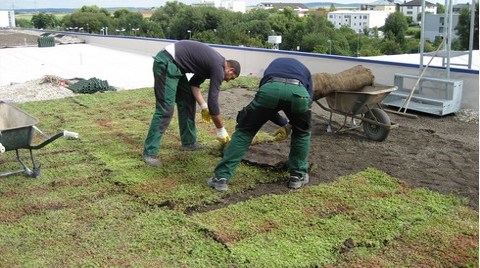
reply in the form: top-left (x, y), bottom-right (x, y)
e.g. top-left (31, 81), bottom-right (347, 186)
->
top-left (68, 78), bottom-right (116, 94)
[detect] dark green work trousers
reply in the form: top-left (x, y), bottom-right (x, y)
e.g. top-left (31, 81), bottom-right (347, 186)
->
top-left (214, 81), bottom-right (312, 181)
top-left (143, 51), bottom-right (197, 156)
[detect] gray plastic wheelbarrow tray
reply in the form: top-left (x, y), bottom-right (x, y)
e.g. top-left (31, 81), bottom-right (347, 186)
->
top-left (0, 102), bottom-right (78, 178)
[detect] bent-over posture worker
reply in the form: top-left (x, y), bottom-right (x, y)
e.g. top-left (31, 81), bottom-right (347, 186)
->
top-left (208, 57), bottom-right (313, 191)
top-left (143, 40), bottom-right (241, 167)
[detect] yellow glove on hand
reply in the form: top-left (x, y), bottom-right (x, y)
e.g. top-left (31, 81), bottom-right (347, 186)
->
top-left (273, 124), bottom-right (292, 141)
top-left (216, 127), bottom-right (231, 144)
top-left (200, 103), bottom-right (212, 123)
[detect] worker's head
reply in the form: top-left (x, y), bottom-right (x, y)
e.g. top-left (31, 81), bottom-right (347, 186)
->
top-left (224, 60), bottom-right (241, 82)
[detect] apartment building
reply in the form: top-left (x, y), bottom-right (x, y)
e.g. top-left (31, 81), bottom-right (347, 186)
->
top-left (423, 13), bottom-right (459, 42)
top-left (364, 0), bottom-right (400, 14)
top-left (327, 10), bottom-right (389, 33)
top-left (399, 0), bottom-right (436, 23)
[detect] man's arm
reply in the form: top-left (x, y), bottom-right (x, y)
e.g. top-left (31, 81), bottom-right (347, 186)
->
top-left (192, 86), bottom-right (206, 107)
top-left (211, 114), bottom-right (223, 129)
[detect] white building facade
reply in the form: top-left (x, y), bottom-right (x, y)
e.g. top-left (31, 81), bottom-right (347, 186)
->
top-left (327, 10), bottom-right (389, 33)
top-left (423, 13), bottom-right (459, 42)
top-left (0, 10), bottom-right (15, 28)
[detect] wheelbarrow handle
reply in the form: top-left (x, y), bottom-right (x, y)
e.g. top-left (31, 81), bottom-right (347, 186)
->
top-left (63, 130), bottom-right (79, 139)
top-left (28, 130), bottom-right (79, 150)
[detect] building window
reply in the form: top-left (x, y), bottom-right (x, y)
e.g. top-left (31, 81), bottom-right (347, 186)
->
top-left (407, 6), bottom-right (412, 9)
top-left (329, 15), bottom-right (333, 18)
top-left (439, 27), bottom-right (444, 33)
top-left (364, 15), bottom-right (367, 19)
top-left (407, 11), bottom-right (413, 14)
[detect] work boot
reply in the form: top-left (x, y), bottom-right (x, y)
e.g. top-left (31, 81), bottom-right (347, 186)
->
top-left (288, 174), bottom-right (309, 189)
top-left (143, 155), bottom-right (162, 167)
top-left (180, 143), bottom-right (204, 151)
top-left (207, 177), bottom-right (228, 192)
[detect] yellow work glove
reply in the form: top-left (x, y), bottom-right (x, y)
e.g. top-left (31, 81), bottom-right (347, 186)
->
top-left (273, 124), bottom-right (292, 141)
top-left (216, 127), bottom-right (231, 144)
top-left (200, 103), bottom-right (212, 123)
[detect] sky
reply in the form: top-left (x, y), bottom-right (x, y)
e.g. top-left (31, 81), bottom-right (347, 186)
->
top-left (0, 0), bottom-right (470, 9)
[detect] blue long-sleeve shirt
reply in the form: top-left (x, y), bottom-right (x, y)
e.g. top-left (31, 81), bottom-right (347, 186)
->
top-left (260, 58), bottom-right (313, 98)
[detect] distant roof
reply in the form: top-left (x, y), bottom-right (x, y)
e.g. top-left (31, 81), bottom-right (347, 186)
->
top-left (257, 2), bottom-right (309, 9)
top-left (453, 3), bottom-right (471, 9)
top-left (401, 0), bottom-right (436, 7)
top-left (329, 10), bottom-right (389, 14)
top-left (367, 0), bottom-right (401, 6)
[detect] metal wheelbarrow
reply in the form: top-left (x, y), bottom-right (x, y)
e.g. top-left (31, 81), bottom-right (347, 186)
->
top-left (0, 102), bottom-right (79, 178)
top-left (315, 85), bottom-right (398, 141)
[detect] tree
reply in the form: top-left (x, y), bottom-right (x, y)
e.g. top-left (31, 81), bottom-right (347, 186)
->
top-left (381, 38), bottom-right (403, 54)
top-left (436, 3), bottom-right (445, 14)
top-left (112, 9), bottom-right (144, 35)
top-left (15, 18), bottom-right (32, 28)
top-left (61, 6), bottom-right (113, 34)
top-left (301, 32), bottom-right (328, 53)
top-left (383, 12), bottom-right (408, 45)
top-left (31, 13), bottom-right (59, 29)
top-left (329, 3), bottom-right (336, 11)
top-left (150, 1), bottom-right (188, 37)
top-left (142, 20), bottom-right (164, 38)
top-left (282, 20), bottom-right (307, 51)
top-left (455, 4), bottom-right (479, 50)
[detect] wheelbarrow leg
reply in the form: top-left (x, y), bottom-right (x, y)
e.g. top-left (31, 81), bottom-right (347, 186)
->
top-left (16, 149), bottom-right (41, 178)
top-left (327, 112), bottom-right (334, 133)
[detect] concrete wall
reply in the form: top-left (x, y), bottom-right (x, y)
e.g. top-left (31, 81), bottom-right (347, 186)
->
top-left (77, 33), bottom-right (479, 110)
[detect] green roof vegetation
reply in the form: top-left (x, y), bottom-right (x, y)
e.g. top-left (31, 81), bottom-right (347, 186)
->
top-left (0, 85), bottom-right (477, 266)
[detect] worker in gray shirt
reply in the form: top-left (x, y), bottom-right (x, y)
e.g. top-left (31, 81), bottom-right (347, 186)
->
top-left (143, 40), bottom-right (241, 167)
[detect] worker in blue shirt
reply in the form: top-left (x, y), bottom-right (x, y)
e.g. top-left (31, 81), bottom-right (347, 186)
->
top-left (208, 57), bottom-right (313, 191)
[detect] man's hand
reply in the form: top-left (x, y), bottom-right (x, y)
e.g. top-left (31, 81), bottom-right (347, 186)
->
top-left (200, 103), bottom-right (212, 123)
top-left (273, 124), bottom-right (292, 141)
top-left (216, 127), bottom-right (231, 144)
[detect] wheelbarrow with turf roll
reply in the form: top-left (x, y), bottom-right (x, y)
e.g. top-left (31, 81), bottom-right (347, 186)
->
top-left (315, 85), bottom-right (398, 141)
top-left (0, 102), bottom-right (79, 178)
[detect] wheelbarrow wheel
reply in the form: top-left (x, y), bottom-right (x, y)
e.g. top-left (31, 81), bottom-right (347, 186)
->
top-left (363, 108), bottom-right (390, 141)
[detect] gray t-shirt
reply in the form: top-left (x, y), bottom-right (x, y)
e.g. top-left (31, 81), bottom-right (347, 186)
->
top-left (173, 40), bottom-right (225, 116)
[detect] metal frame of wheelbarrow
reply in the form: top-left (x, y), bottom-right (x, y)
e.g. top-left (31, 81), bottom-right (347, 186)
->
top-left (0, 102), bottom-right (79, 178)
top-left (315, 85), bottom-right (399, 141)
